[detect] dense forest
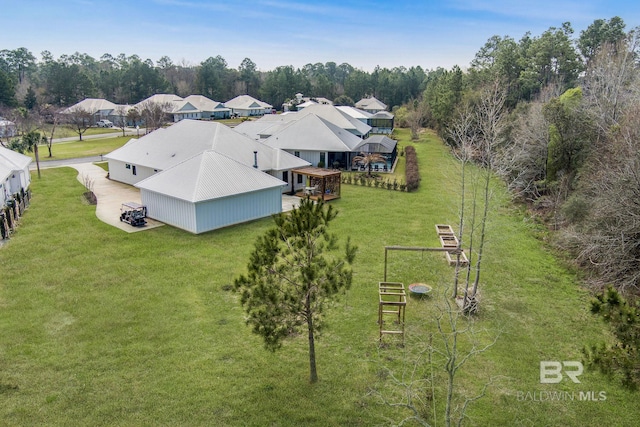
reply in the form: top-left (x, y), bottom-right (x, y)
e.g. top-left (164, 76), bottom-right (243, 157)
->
top-left (1, 16), bottom-right (639, 297)
top-left (0, 48), bottom-right (427, 112)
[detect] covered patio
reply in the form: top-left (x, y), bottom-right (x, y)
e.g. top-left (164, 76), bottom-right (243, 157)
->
top-left (292, 166), bottom-right (341, 201)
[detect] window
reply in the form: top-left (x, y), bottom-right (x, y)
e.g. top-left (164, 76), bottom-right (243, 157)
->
top-left (132, 165), bottom-right (137, 175)
top-left (294, 151), bottom-right (300, 157)
top-left (282, 171), bottom-right (288, 183)
top-left (125, 164), bottom-right (131, 169)
top-left (297, 174), bottom-right (303, 184)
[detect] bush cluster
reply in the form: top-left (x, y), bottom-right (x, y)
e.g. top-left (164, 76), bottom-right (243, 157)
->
top-left (341, 174), bottom-right (406, 192)
top-left (404, 145), bottom-right (420, 191)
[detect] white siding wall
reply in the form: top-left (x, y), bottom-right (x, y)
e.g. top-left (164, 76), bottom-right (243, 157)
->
top-left (141, 190), bottom-right (197, 232)
top-left (194, 188), bottom-right (282, 233)
top-left (1, 178), bottom-right (9, 206)
top-left (141, 187), bottom-right (283, 234)
top-left (8, 168), bottom-right (29, 194)
top-left (107, 160), bottom-right (158, 185)
top-left (288, 150), bottom-right (320, 167)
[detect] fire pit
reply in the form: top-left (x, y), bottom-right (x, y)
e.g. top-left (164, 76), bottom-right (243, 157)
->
top-left (409, 283), bottom-right (432, 296)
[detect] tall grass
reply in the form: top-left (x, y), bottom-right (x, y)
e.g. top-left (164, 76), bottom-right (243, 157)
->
top-left (1, 131), bottom-right (637, 426)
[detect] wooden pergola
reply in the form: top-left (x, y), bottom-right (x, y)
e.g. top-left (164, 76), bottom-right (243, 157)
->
top-left (292, 166), bottom-right (341, 201)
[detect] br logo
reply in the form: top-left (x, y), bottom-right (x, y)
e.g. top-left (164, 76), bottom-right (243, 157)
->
top-left (540, 361), bottom-right (583, 384)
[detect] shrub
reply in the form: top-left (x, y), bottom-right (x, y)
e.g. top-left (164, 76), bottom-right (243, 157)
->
top-left (404, 145), bottom-right (420, 192)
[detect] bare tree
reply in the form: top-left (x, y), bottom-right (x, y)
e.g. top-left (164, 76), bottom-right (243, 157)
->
top-left (369, 287), bottom-right (500, 427)
top-left (64, 106), bottom-right (92, 141)
top-left (407, 99), bottom-right (429, 140)
top-left (494, 101), bottom-right (548, 201)
top-left (563, 103), bottom-right (640, 291)
top-left (112, 104), bottom-right (130, 137)
top-left (448, 81), bottom-right (507, 313)
top-left (39, 103), bottom-right (61, 157)
top-left (138, 101), bottom-right (173, 132)
top-left (582, 34), bottom-right (640, 137)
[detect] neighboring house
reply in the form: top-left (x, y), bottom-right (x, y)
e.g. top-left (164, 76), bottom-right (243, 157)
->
top-left (282, 93), bottom-right (333, 111)
top-left (134, 94), bottom-right (184, 111)
top-left (295, 100), bottom-right (317, 110)
top-left (172, 95), bottom-right (231, 121)
top-left (60, 98), bottom-right (118, 124)
top-left (335, 106), bottom-right (371, 124)
top-left (293, 104), bottom-right (371, 138)
top-left (263, 113), bottom-right (363, 170)
top-left (355, 96), bottom-right (388, 113)
top-left (0, 145), bottom-right (31, 208)
top-left (225, 95), bottom-right (273, 117)
top-left (337, 106), bottom-right (395, 134)
top-left (104, 119), bottom-right (310, 234)
top-left (236, 104), bottom-right (371, 140)
top-left (0, 118), bottom-right (17, 138)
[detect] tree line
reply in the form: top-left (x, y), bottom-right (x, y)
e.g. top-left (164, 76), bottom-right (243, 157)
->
top-left (0, 49), bottom-right (427, 111)
top-left (415, 16), bottom-right (639, 389)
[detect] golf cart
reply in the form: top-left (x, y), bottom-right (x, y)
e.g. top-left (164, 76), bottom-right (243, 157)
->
top-left (119, 202), bottom-right (147, 227)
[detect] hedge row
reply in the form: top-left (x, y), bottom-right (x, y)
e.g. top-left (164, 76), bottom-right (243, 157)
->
top-left (341, 174), bottom-right (407, 191)
top-left (404, 145), bottom-right (420, 192)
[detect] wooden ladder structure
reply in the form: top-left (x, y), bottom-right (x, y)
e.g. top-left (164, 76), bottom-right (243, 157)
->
top-left (378, 282), bottom-right (407, 343)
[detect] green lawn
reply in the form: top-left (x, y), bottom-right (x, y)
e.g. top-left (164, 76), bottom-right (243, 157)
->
top-left (35, 136), bottom-right (132, 161)
top-left (1, 130), bottom-right (637, 426)
top-left (41, 124), bottom-right (121, 139)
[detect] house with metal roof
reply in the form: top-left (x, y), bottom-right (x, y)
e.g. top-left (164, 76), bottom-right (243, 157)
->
top-left (104, 119), bottom-right (310, 233)
top-left (355, 96), bottom-right (388, 113)
top-left (0, 117), bottom-right (17, 139)
top-left (264, 113), bottom-right (363, 170)
top-left (105, 119), bottom-right (309, 186)
top-left (337, 106), bottom-right (394, 134)
top-left (282, 93), bottom-right (334, 111)
top-left (134, 94), bottom-right (184, 111)
top-left (0, 145), bottom-right (31, 208)
top-left (60, 98), bottom-right (119, 124)
top-left (235, 104), bottom-right (371, 141)
top-left (172, 95), bottom-right (231, 121)
top-left (135, 150), bottom-right (287, 234)
top-left (224, 95), bottom-right (273, 117)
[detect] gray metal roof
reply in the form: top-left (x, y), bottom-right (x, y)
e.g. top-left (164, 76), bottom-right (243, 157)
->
top-left (236, 104), bottom-right (371, 139)
top-left (355, 96), bottom-right (387, 111)
top-left (294, 104), bottom-right (371, 136)
top-left (134, 94), bottom-right (184, 111)
top-left (0, 146), bottom-right (31, 181)
top-left (225, 95), bottom-right (272, 110)
top-left (174, 95), bottom-right (230, 113)
top-left (336, 106), bottom-right (372, 120)
top-left (104, 119), bottom-right (308, 172)
top-left (135, 150), bottom-right (285, 202)
top-left (265, 114), bottom-right (363, 152)
top-left (61, 98), bottom-right (117, 114)
top-left (354, 135), bottom-right (398, 153)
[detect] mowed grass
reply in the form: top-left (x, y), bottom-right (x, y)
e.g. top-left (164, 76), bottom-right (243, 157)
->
top-left (35, 136), bottom-right (133, 161)
top-left (41, 124), bottom-right (121, 139)
top-left (1, 130), bottom-right (638, 426)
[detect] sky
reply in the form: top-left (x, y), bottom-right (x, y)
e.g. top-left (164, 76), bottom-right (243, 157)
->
top-left (2, 0), bottom-right (639, 71)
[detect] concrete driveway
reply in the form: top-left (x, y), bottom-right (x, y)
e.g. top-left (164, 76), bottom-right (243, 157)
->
top-left (70, 163), bottom-right (164, 233)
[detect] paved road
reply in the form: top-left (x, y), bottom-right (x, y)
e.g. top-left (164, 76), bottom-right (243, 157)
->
top-left (31, 126), bottom-right (143, 170)
top-left (33, 155), bottom-right (105, 170)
